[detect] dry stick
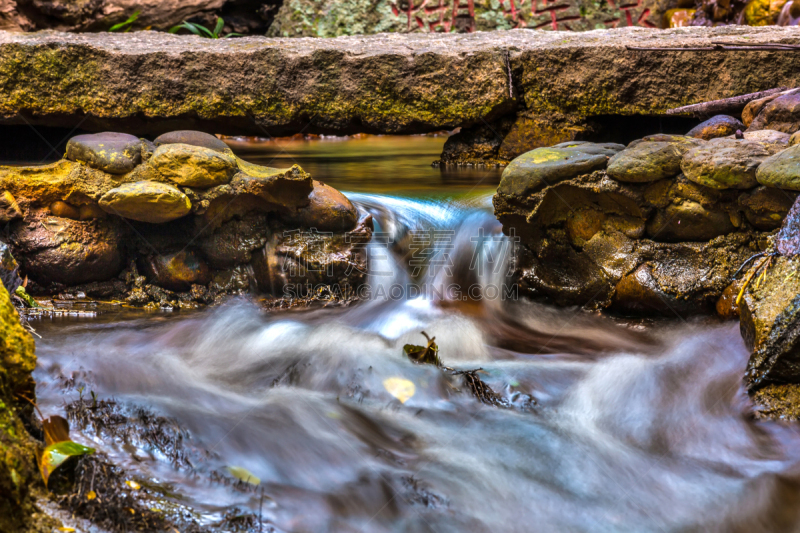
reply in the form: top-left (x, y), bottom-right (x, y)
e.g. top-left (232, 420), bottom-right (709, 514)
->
top-left (627, 44), bottom-right (800, 51)
top-left (665, 87), bottom-right (794, 117)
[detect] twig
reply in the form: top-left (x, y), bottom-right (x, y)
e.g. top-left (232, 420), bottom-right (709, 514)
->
top-left (627, 44), bottom-right (800, 52)
top-left (666, 87), bottom-right (795, 117)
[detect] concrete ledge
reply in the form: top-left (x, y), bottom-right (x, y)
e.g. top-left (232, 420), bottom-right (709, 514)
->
top-left (0, 27), bottom-right (798, 138)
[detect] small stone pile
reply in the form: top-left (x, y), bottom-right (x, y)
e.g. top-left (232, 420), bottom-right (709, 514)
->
top-left (0, 130), bottom-right (370, 308)
top-left (493, 94), bottom-right (800, 316)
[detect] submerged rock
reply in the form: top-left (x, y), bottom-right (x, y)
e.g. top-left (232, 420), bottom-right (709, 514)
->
top-left (99, 181), bottom-right (192, 223)
top-left (153, 130), bottom-right (233, 154)
top-left (681, 138), bottom-right (779, 189)
top-left (607, 138), bottom-right (701, 183)
top-left (756, 144), bottom-right (800, 190)
top-left (149, 143), bottom-right (237, 188)
top-left (65, 132), bottom-right (142, 174)
top-left (497, 144), bottom-right (615, 198)
top-left (687, 115), bottom-right (744, 140)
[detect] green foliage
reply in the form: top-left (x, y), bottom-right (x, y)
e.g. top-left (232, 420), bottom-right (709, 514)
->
top-left (39, 441), bottom-right (95, 488)
top-left (168, 17), bottom-right (243, 39)
top-left (108, 11), bottom-right (140, 32)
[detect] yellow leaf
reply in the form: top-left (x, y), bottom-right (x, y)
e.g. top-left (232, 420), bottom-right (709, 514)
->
top-left (227, 466), bottom-right (261, 486)
top-left (383, 377), bottom-right (415, 404)
top-left (128, 508), bottom-right (136, 514)
top-left (58, 528), bottom-right (76, 532)
top-left (125, 480), bottom-right (141, 490)
top-left (86, 490), bottom-right (97, 500)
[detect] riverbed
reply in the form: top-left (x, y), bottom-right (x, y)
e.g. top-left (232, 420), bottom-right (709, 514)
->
top-left (28, 135), bottom-right (800, 532)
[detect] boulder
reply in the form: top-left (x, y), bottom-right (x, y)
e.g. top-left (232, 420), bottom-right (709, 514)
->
top-left (497, 145), bottom-right (613, 198)
top-left (99, 181), bottom-right (192, 223)
top-left (198, 213), bottom-right (270, 269)
top-left (154, 130), bottom-right (233, 155)
top-left (283, 181), bottom-right (359, 232)
top-left (687, 115), bottom-right (744, 140)
top-left (141, 249), bottom-right (211, 292)
top-left (742, 89), bottom-right (799, 128)
top-left (681, 138), bottom-right (779, 189)
top-left (0, 191), bottom-right (22, 222)
top-left (739, 186), bottom-right (797, 230)
top-left (607, 139), bottom-right (701, 183)
top-left (0, 241), bottom-right (21, 295)
top-left (646, 200), bottom-right (736, 242)
top-left (748, 91), bottom-right (800, 134)
top-left (7, 209), bottom-right (125, 286)
top-left (728, 129), bottom-right (791, 145)
top-left (149, 143), bottom-right (237, 188)
top-left (741, 255), bottom-right (800, 387)
top-left (65, 132), bottom-right (142, 174)
top-left (756, 144), bottom-right (800, 190)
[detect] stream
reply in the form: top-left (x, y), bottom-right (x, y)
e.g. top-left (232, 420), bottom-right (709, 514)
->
top-left (29, 135), bottom-right (800, 532)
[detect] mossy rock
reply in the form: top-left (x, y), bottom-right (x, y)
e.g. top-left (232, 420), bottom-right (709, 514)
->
top-left (65, 132), bottom-right (142, 175)
top-left (99, 181), bottom-right (192, 223)
top-left (681, 138), bottom-right (779, 189)
top-left (498, 146), bottom-right (611, 198)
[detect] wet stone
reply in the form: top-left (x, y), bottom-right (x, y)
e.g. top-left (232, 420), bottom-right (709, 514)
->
top-left (0, 191), bottom-right (22, 223)
top-left (687, 115), bottom-right (744, 140)
top-left (99, 181), bottom-right (192, 224)
top-left (607, 138), bottom-right (702, 183)
top-left (681, 138), bottom-right (779, 190)
top-left (283, 181), bottom-right (359, 232)
top-left (141, 249), bottom-right (211, 292)
top-left (0, 241), bottom-right (21, 295)
top-left (646, 200), bottom-right (736, 242)
top-left (149, 143), bottom-right (237, 189)
top-left (739, 186), bottom-right (797, 231)
top-left (65, 132), bottom-right (142, 174)
top-left (154, 130), bottom-right (233, 155)
top-left (748, 91), bottom-right (800, 134)
top-left (497, 145), bottom-right (614, 198)
top-left (756, 144), bottom-right (800, 190)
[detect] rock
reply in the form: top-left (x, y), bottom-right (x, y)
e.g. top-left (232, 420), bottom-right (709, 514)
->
top-left (497, 145), bottom-right (611, 198)
top-left (748, 91), bottom-right (800, 134)
top-left (716, 278), bottom-right (744, 319)
top-left (756, 144), bottom-right (800, 190)
top-left (607, 139), bottom-right (700, 183)
top-left (743, 0), bottom-right (787, 26)
top-left (739, 186), bottom-right (797, 230)
top-left (7, 209), bottom-right (125, 286)
top-left (613, 264), bottom-right (702, 315)
top-left (141, 249), bottom-right (211, 292)
top-left (149, 143), bottom-right (237, 188)
top-left (646, 200), bottom-right (736, 242)
top-left (65, 132), bottom-right (142, 174)
top-left (283, 181), bottom-right (359, 232)
top-left (727, 129), bottom-right (791, 145)
top-left (438, 117), bottom-right (515, 166)
top-left (198, 213), bottom-right (270, 269)
top-left (687, 115), bottom-right (744, 140)
top-left (791, 131), bottom-right (800, 146)
top-left (153, 130), bottom-right (233, 155)
top-left (0, 191), bottom-right (22, 222)
top-left (740, 255), bottom-right (800, 387)
top-left (775, 195), bottom-right (800, 256)
top-left (0, 282), bottom-right (39, 533)
top-left (3, 28), bottom-right (800, 166)
top-left (742, 89), bottom-right (798, 128)
top-left (0, 241), bottom-right (21, 295)
top-left (99, 181), bottom-right (192, 223)
top-left (681, 138), bottom-right (779, 189)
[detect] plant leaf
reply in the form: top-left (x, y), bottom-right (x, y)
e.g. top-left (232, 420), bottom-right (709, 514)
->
top-left (213, 17), bottom-right (225, 38)
top-left (109, 10), bottom-right (139, 31)
top-left (223, 32), bottom-right (244, 38)
top-left (40, 441), bottom-right (95, 488)
top-left (227, 466), bottom-right (260, 486)
top-left (383, 377), bottom-right (416, 403)
top-left (42, 415), bottom-right (70, 447)
top-left (196, 24), bottom-right (215, 38)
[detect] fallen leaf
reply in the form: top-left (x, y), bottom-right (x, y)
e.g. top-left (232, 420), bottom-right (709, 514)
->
top-left (403, 332), bottom-right (441, 366)
top-left (383, 377), bottom-right (416, 403)
top-left (58, 528), bottom-right (76, 532)
top-left (86, 490), bottom-right (97, 500)
top-left (125, 480), bottom-right (141, 490)
top-left (39, 441), bottom-right (95, 488)
top-left (43, 415), bottom-right (70, 446)
top-left (227, 466), bottom-right (261, 486)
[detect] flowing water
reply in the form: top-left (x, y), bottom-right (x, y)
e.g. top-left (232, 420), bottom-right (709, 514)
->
top-left (30, 136), bottom-right (800, 532)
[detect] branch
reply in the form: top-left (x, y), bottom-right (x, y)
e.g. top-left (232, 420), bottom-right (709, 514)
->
top-left (665, 87), bottom-right (796, 117)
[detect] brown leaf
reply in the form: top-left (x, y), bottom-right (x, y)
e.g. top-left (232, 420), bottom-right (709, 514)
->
top-left (43, 415), bottom-right (70, 447)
